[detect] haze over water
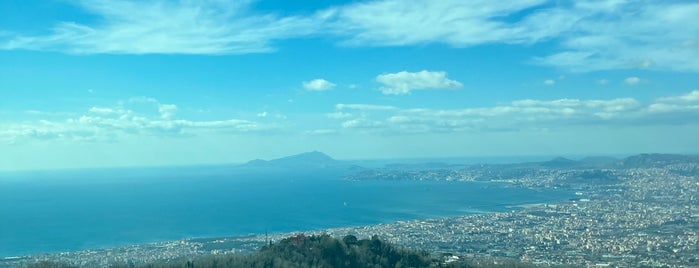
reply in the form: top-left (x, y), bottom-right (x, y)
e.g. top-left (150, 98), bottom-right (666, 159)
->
top-left (0, 167), bottom-right (573, 257)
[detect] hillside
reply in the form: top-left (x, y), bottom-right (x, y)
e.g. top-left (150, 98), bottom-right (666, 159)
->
top-left (27, 235), bottom-right (536, 268)
top-left (616, 153), bottom-right (699, 168)
top-left (240, 151), bottom-right (341, 169)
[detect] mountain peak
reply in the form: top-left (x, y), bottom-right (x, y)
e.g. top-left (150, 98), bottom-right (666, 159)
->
top-left (241, 151), bottom-right (337, 168)
top-left (272, 151), bottom-right (335, 164)
top-left (550, 156), bottom-right (574, 162)
top-left (540, 156), bottom-right (577, 167)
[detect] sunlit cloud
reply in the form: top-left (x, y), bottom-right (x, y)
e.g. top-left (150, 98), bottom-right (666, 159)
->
top-left (2, 91), bottom-right (699, 146)
top-left (624, 77), bottom-right (641, 86)
top-left (158, 104), bottom-right (178, 119)
top-left (303, 129), bottom-right (337, 135)
top-left (0, 0), bottom-right (323, 54)
top-left (656, 90), bottom-right (699, 103)
top-left (336, 104), bottom-right (398, 111)
top-left (328, 0), bottom-right (552, 46)
top-left (376, 70), bottom-right (462, 95)
top-left (543, 79), bottom-right (556, 86)
top-left (303, 78), bottom-right (336, 91)
top-left (532, 2), bottom-right (699, 72)
top-left (330, 0), bottom-right (699, 72)
top-left (0, 97), bottom-right (278, 144)
top-left (1, 0), bottom-right (697, 73)
top-left (341, 118), bottom-right (384, 129)
top-left (329, 90), bottom-right (699, 134)
top-left (325, 112), bottom-right (353, 119)
top-left (87, 107), bottom-right (117, 115)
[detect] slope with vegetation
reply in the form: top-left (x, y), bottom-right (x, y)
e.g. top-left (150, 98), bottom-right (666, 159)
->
top-left (26, 234), bottom-right (541, 268)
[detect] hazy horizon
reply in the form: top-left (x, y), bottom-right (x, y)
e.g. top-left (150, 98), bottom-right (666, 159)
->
top-left (1, 150), bottom-right (693, 173)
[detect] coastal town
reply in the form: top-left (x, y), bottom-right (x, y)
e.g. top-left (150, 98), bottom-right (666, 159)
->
top-left (3, 154), bottom-right (698, 267)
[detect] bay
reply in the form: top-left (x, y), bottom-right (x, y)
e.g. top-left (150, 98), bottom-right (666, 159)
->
top-left (0, 166), bottom-right (572, 257)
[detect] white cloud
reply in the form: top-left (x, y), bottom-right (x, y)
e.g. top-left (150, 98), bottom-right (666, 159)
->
top-left (336, 104), bottom-right (397, 111)
top-left (543, 79), bottom-right (555, 86)
top-left (677, 90), bottom-right (699, 102)
top-left (656, 90), bottom-right (699, 103)
top-left (325, 112), bottom-right (352, 119)
top-left (0, 0), bottom-right (322, 54)
top-left (304, 129), bottom-right (337, 135)
top-left (341, 119), bottom-right (383, 129)
top-left (625, 77), bottom-right (641, 85)
top-left (88, 107), bottom-right (117, 115)
top-left (330, 0), bottom-right (550, 47)
top-left (330, 0), bottom-right (699, 72)
top-left (125, 97), bottom-right (179, 119)
top-left (2, 1), bottom-right (698, 73)
top-left (129, 96), bottom-right (159, 104)
top-left (303, 78), bottom-right (336, 91)
top-left (376, 70), bottom-right (462, 95)
top-left (533, 1), bottom-right (699, 72)
top-left (328, 90), bottom-right (699, 133)
top-left (158, 104), bottom-right (177, 119)
top-left (0, 97), bottom-right (278, 144)
top-left (597, 79), bottom-right (609, 85)
top-left (256, 112), bottom-right (287, 119)
top-left (25, 110), bottom-right (48, 115)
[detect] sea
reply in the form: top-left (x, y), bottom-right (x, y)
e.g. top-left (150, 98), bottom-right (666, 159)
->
top-left (0, 165), bottom-right (573, 257)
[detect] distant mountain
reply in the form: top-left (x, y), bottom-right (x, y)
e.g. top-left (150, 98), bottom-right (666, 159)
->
top-left (617, 153), bottom-right (699, 168)
top-left (535, 154), bottom-right (698, 169)
top-left (240, 152), bottom-right (699, 171)
top-left (577, 156), bottom-right (619, 167)
top-left (540, 157), bottom-right (577, 168)
top-left (513, 156), bottom-right (580, 169)
top-left (271, 151), bottom-right (336, 164)
top-left (243, 159), bottom-right (273, 167)
top-left (240, 151), bottom-right (341, 168)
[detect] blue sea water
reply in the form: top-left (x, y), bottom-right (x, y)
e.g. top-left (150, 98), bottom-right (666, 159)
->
top-left (0, 166), bottom-right (572, 257)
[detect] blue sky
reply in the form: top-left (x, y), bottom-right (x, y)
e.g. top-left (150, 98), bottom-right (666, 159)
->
top-left (1, 0), bottom-right (698, 170)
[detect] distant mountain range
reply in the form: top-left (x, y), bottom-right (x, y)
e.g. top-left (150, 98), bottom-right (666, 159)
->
top-left (512, 153), bottom-right (698, 169)
top-left (239, 151), bottom-right (699, 170)
top-left (615, 153), bottom-right (699, 168)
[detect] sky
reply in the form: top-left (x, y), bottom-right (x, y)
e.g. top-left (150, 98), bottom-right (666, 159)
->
top-left (1, 0), bottom-right (698, 171)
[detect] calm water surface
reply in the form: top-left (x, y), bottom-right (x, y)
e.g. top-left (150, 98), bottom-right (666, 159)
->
top-left (0, 167), bottom-right (572, 257)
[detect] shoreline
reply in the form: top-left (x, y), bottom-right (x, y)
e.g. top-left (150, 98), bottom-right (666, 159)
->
top-left (2, 201), bottom-right (548, 260)
top-left (1, 211), bottom-right (498, 268)
top-left (3, 212), bottom-right (476, 258)
top-left (1, 199), bottom-right (559, 268)
top-left (4, 161), bottom-right (697, 267)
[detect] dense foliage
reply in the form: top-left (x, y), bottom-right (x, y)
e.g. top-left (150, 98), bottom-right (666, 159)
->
top-left (26, 234), bottom-right (542, 268)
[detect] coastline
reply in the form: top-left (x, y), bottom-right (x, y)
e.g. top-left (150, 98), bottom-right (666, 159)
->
top-left (4, 155), bottom-right (698, 267)
top-left (4, 165), bottom-right (697, 267)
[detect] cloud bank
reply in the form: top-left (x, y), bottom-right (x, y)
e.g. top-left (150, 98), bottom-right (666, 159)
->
top-left (3, 91), bottom-right (699, 144)
top-left (1, 0), bottom-right (697, 72)
top-left (330, 90), bottom-right (699, 134)
top-left (0, 97), bottom-right (276, 144)
top-left (0, 0), bottom-right (322, 54)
